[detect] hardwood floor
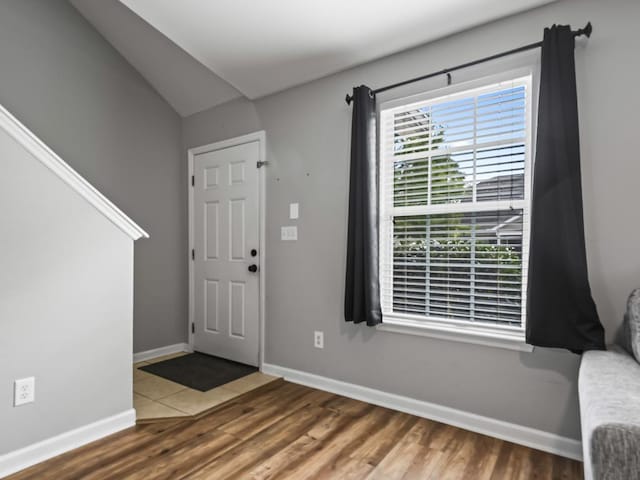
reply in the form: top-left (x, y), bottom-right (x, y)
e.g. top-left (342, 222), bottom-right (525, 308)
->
top-left (8, 380), bottom-right (582, 479)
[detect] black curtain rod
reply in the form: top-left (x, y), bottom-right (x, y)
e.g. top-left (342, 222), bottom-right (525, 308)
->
top-left (345, 22), bottom-right (592, 105)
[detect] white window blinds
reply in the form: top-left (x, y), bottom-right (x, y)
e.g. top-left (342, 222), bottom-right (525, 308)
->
top-left (379, 75), bottom-right (532, 330)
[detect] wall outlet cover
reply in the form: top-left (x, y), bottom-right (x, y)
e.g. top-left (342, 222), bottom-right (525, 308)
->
top-left (314, 331), bottom-right (324, 349)
top-left (281, 226), bottom-right (298, 241)
top-left (14, 377), bottom-right (35, 406)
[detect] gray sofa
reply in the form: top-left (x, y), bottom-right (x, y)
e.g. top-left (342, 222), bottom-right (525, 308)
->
top-left (579, 289), bottom-right (640, 480)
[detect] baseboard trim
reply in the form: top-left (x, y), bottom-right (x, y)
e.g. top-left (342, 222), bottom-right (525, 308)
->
top-left (133, 343), bottom-right (192, 363)
top-left (0, 409), bottom-right (135, 479)
top-left (261, 363), bottom-right (582, 461)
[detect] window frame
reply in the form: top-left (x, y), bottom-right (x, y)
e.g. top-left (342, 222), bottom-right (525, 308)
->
top-left (377, 67), bottom-right (537, 352)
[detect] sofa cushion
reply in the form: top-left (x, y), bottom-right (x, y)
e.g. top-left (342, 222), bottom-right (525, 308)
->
top-left (626, 289), bottom-right (640, 362)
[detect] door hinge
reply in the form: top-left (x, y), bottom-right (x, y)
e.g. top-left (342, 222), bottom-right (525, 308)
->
top-left (191, 323), bottom-right (195, 334)
top-left (256, 161), bottom-right (269, 169)
top-left (191, 175), bottom-right (195, 186)
top-left (191, 248), bottom-right (195, 260)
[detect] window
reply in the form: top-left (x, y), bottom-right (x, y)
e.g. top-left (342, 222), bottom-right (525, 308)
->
top-left (379, 72), bottom-right (533, 349)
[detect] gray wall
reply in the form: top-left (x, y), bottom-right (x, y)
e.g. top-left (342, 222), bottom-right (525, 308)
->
top-left (0, 125), bottom-right (133, 454)
top-left (183, 0), bottom-right (640, 440)
top-left (0, 0), bottom-right (187, 353)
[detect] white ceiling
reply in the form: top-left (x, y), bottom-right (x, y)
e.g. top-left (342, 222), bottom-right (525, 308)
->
top-left (73, 0), bottom-right (557, 116)
top-left (70, 0), bottom-right (242, 116)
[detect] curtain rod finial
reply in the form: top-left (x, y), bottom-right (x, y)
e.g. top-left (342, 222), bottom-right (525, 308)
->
top-left (584, 21), bottom-right (593, 38)
top-left (345, 94), bottom-right (353, 105)
top-left (575, 22), bottom-right (593, 38)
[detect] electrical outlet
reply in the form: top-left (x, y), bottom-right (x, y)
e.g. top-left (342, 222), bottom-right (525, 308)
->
top-left (314, 331), bottom-right (324, 349)
top-left (14, 377), bottom-right (35, 406)
top-left (281, 226), bottom-right (298, 241)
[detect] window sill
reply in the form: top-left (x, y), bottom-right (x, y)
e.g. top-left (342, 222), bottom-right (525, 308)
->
top-left (376, 316), bottom-right (534, 352)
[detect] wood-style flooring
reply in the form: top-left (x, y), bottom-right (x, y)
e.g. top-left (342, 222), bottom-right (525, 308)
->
top-left (7, 380), bottom-right (582, 479)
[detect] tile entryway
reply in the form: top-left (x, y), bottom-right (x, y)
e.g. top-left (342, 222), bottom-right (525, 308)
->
top-left (133, 352), bottom-right (278, 422)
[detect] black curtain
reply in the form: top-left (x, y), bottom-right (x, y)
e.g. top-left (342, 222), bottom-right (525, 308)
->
top-left (344, 86), bottom-right (382, 326)
top-left (526, 25), bottom-right (605, 352)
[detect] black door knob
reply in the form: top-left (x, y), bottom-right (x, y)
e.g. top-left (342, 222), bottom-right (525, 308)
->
top-left (248, 264), bottom-right (258, 273)
top-left (250, 249), bottom-right (257, 257)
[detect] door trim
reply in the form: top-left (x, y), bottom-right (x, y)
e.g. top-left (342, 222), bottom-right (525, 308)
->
top-left (187, 131), bottom-right (266, 367)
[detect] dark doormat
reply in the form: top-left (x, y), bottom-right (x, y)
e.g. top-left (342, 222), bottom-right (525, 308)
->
top-left (140, 352), bottom-right (257, 392)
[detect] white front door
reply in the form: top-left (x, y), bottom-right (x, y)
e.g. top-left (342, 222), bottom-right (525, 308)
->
top-left (192, 138), bottom-right (261, 366)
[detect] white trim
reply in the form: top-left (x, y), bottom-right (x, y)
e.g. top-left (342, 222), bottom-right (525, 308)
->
top-left (188, 143), bottom-right (195, 351)
top-left (390, 199), bottom-right (528, 217)
top-left (379, 67), bottom-right (535, 111)
top-left (261, 363), bottom-right (581, 461)
top-left (377, 317), bottom-right (533, 352)
top-left (0, 409), bottom-right (135, 479)
top-left (258, 135), bottom-right (266, 368)
top-left (378, 68), bottom-right (535, 343)
top-left (0, 105), bottom-right (148, 241)
top-left (132, 342), bottom-right (192, 363)
top-left (187, 131), bottom-right (266, 367)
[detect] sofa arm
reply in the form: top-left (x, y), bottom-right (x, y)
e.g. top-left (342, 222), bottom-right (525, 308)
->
top-left (579, 347), bottom-right (640, 480)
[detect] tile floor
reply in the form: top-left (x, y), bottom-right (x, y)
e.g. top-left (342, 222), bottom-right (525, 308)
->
top-left (133, 352), bottom-right (279, 422)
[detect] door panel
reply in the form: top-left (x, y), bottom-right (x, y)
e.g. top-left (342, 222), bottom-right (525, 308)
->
top-left (193, 140), bottom-right (260, 366)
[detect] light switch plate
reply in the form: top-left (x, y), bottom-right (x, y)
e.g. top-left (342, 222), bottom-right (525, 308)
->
top-left (281, 226), bottom-right (298, 241)
top-left (289, 203), bottom-right (299, 220)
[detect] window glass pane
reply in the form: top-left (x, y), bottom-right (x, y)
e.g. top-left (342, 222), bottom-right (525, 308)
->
top-left (393, 156), bottom-right (429, 207)
top-left (392, 210), bottom-right (524, 326)
top-left (475, 87), bottom-right (526, 145)
top-left (390, 85), bottom-right (526, 207)
top-left (392, 110), bottom-right (431, 157)
top-left (430, 152), bottom-right (472, 205)
top-left (475, 144), bottom-right (525, 201)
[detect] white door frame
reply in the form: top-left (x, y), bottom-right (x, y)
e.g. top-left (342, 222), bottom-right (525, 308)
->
top-left (187, 131), bottom-right (266, 367)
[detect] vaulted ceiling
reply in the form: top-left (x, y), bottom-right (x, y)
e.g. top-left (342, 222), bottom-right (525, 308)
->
top-left (71, 0), bottom-right (556, 117)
